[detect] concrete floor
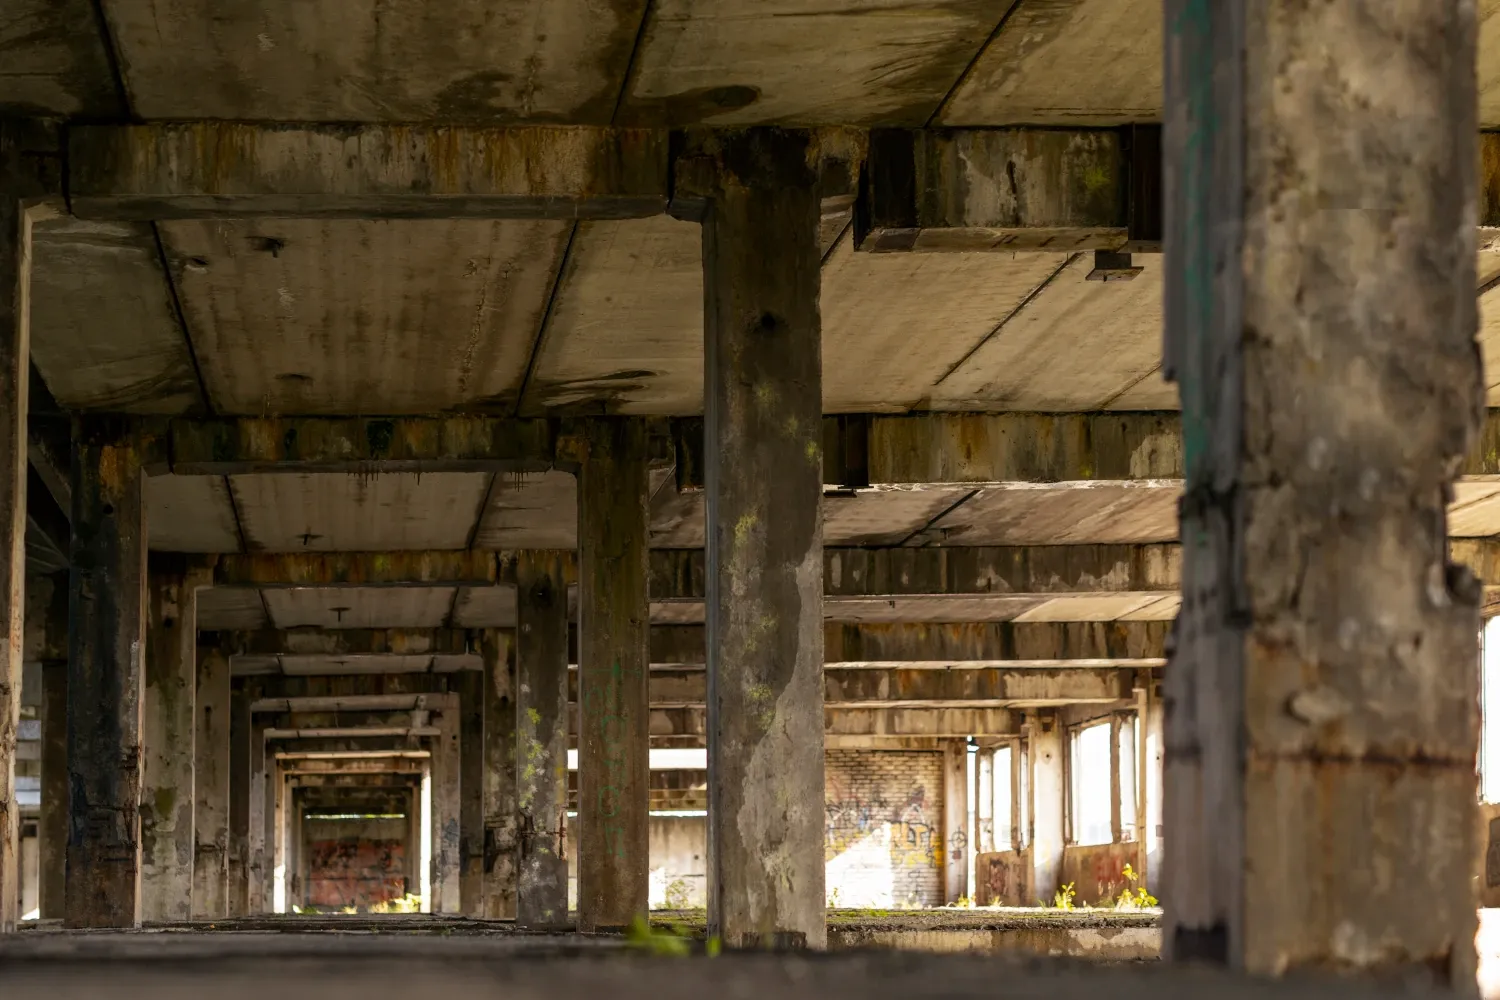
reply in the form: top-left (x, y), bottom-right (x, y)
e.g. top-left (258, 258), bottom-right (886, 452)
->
top-left (0, 928), bottom-right (1464, 1000)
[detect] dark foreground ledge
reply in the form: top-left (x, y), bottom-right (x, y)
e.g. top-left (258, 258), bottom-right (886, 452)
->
top-left (0, 932), bottom-right (1461, 1000)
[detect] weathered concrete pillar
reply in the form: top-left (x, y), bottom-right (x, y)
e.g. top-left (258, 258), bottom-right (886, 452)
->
top-left (516, 550), bottom-right (569, 928)
top-left (39, 659), bottom-right (66, 919)
top-left (1144, 689), bottom-right (1163, 898)
top-left (941, 740), bottom-right (968, 904)
top-left (700, 128), bottom-right (825, 949)
top-left (0, 123), bottom-right (37, 935)
top-left (1028, 711), bottom-right (1064, 906)
top-left (1163, 2), bottom-right (1480, 983)
top-left (227, 677), bottom-right (250, 916)
top-left (479, 628), bottom-right (516, 917)
top-left (140, 556), bottom-right (197, 922)
top-left (271, 758), bottom-right (286, 912)
top-left (247, 709), bottom-right (268, 913)
top-left (430, 691), bottom-right (461, 914)
top-left (577, 418), bottom-right (650, 932)
top-left (66, 416), bottom-right (150, 928)
top-left (192, 635), bottom-right (229, 919)
top-left (457, 670), bottom-right (484, 915)
top-left (32, 571), bottom-right (67, 921)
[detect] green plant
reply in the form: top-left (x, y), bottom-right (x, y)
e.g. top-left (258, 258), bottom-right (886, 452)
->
top-left (1051, 882), bottom-right (1077, 911)
top-left (626, 914), bottom-right (691, 957)
top-left (1112, 863), bottom-right (1159, 910)
top-left (663, 877), bottom-right (693, 911)
top-left (826, 887), bottom-right (841, 908)
top-left (370, 893), bottom-right (423, 914)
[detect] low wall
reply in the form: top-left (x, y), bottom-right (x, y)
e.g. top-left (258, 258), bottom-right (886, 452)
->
top-left (974, 850), bottom-right (1031, 906)
top-left (1060, 842), bottom-right (1141, 907)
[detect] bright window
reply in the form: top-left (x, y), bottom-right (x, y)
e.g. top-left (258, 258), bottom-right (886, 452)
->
top-left (1070, 722), bottom-right (1113, 846)
top-left (993, 745), bottom-right (1013, 851)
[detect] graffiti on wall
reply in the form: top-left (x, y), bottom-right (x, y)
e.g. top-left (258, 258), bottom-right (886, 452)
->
top-left (825, 767), bottom-right (943, 907)
top-left (307, 838), bottom-right (407, 910)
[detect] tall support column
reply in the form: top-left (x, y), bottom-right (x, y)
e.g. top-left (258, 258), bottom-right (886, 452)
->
top-left (66, 416), bottom-right (150, 928)
top-left (140, 556), bottom-right (197, 922)
top-left (1163, 3), bottom-right (1481, 982)
top-left (227, 678), bottom-right (250, 915)
top-left (247, 710), bottom-right (268, 913)
top-left (700, 128), bottom-right (825, 949)
top-left (1028, 711), bottom-right (1064, 906)
top-left (941, 740), bottom-right (968, 904)
top-left (31, 570), bottom-right (67, 921)
top-left (516, 550), bottom-right (569, 928)
top-left (577, 418), bottom-right (649, 932)
top-left (430, 691), bottom-right (460, 914)
top-left (192, 635), bottom-right (229, 918)
top-left (0, 123), bottom-right (36, 934)
top-left (457, 670), bottom-right (484, 915)
top-left (479, 628), bottom-right (516, 917)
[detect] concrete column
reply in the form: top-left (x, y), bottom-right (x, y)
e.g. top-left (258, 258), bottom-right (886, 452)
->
top-left (1144, 686), bottom-right (1163, 897)
top-left (0, 125), bottom-right (35, 935)
top-left (577, 418), bottom-right (649, 932)
top-left (1028, 712), bottom-right (1064, 906)
top-left (479, 628), bottom-right (516, 917)
top-left (942, 740), bottom-right (968, 904)
top-left (35, 571), bottom-right (67, 920)
top-left (271, 761), bottom-right (285, 912)
top-left (66, 416), bottom-right (149, 928)
top-left (140, 556), bottom-right (197, 922)
top-left (430, 691), bottom-right (460, 914)
top-left (1163, 2), bottom-right (1480, 982)
top-left (227, 677), bottom-right (252, 916)
top-left (516, 550), bottom-right (569, 928)
top-left (247, 710), bottom-right (268, 913)
top-left (192, 638), bottom-right (229, 918)
top-left (457, 670), bottom-right (484, 915)
top-left (39, 659), bottom-right (65, 919)
top-left (701, 128), bottom-right (825, 949)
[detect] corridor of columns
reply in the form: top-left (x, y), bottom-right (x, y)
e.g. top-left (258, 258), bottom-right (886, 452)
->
top-left (2, 1), bottom-right (1499, 998)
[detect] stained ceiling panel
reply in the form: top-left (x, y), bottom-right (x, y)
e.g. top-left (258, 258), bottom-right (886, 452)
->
top-left (159, 219), bottom-right (569, 415)
top-left (231, 472), bottom-right (488, 552)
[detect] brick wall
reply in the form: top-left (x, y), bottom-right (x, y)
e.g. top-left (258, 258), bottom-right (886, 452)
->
top-left (824, 750), bottom-right (945, 908)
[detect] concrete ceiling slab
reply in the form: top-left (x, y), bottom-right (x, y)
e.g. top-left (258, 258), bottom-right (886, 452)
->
top-left (937, 0), bottom-right (1162, 126)
top-left (1012, 593), bottom-right (1172, 623)
top-left (620, 0), bottom-right (1004, 126)
top-left (30, 218), bottom-right (200, 413)
top-left (146, 475), bottom-right (241, 552)
top-left (929, 253), bottom-right (1166, 411)
top-left (822, 234), bottom-right (1070, 412)
top-left (649, 486), bottom-right (974, 548)
top-left (929, 485), bottom-right (1180, 545)
top-left (525, 217), bottom-right (702, 415)
top-left (821, 594), bottom-right (1048, 623)
top-left (451, 586), bottom-right (518, 628)
top-left (229, 472), bottom-right (489, 552)
top-left (0, 0), bottom-right (120, 116)
top-left (824, 489), bottom-right (976, 546)
top-left (198, 588), bottom-right (269, 630)
top-left (1119, 595), bottom-right (1179, 621)
top-left (263, 588), bottom-right (457, 629)
top-left (158, 219), bottom-right (569, 415)
top-left (1480, 0), bottom-right (1500, 127)
top-left (1451, 482), bottom-right (1500, 537)
top-left (103, 0), bottom-right (648, 121)
top-left (474, 471), bottom-right (578, 549)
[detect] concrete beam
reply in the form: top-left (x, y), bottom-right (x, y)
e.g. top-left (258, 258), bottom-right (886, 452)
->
top-left (856, 127), bottom-right (1159, 253)
top-left (642, 706), bottom-right (1019, 740)
top-left (251, 694), bottom-right (436, 714)
top-left (569, 664), bottom-right (1136, 708)
top-left (207, 552), bottom-right (515, 589)
top-left (168, 417), bottom-right (559, 476)
top-left (70, 124), bottom-right (671, 221)
top-left (265, 726), bottom-right (439, 740)
top-left (212, 628), bottom-right (472, 656)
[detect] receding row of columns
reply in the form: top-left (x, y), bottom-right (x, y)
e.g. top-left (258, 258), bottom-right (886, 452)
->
top-left (0, 128), bottom-right (826, 944)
